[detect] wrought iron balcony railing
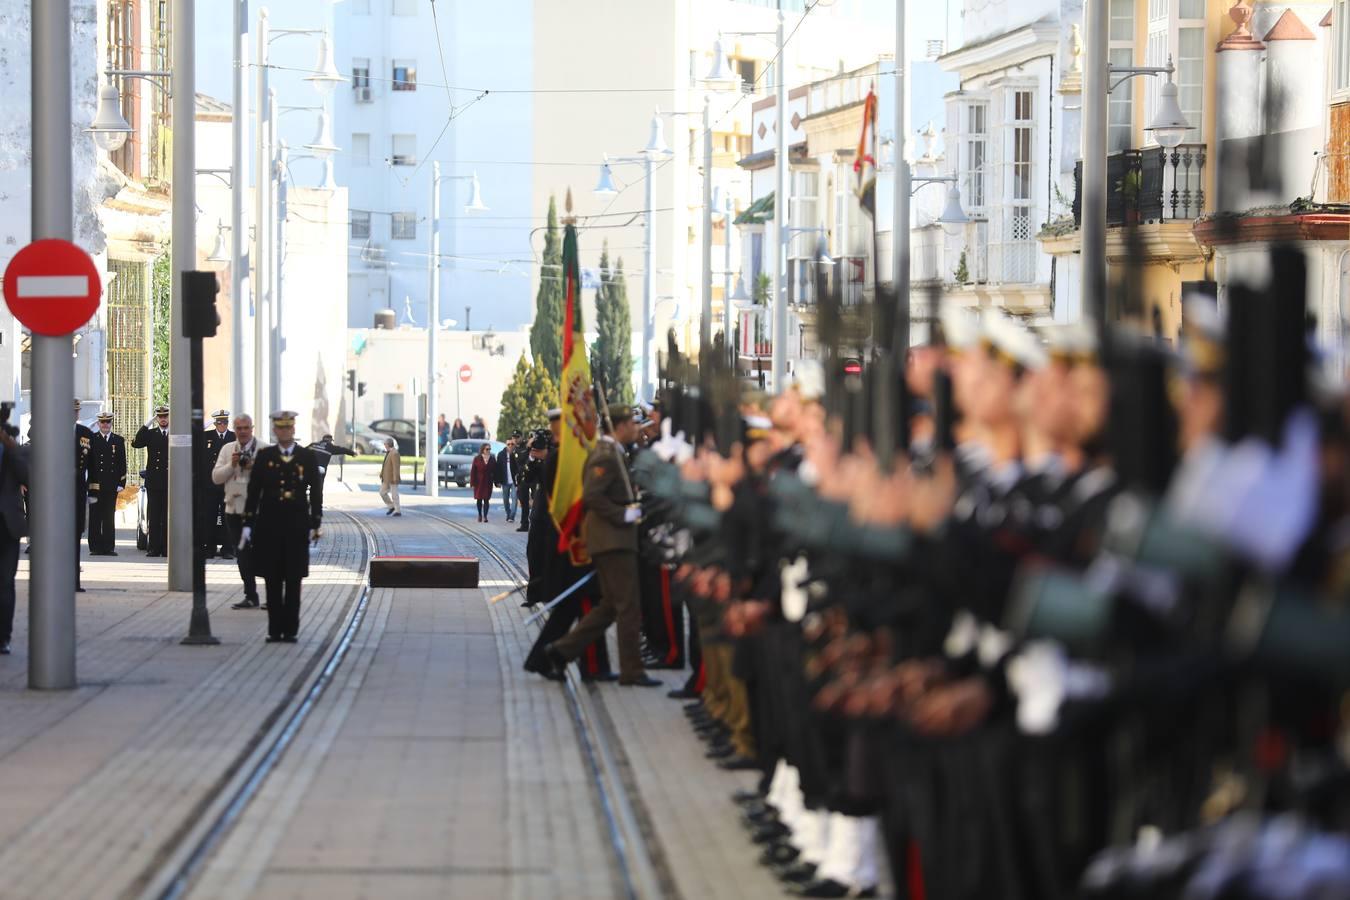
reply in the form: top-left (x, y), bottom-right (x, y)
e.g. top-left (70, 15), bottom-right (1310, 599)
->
top-left (1073, 143), bottom-right (1207, 228)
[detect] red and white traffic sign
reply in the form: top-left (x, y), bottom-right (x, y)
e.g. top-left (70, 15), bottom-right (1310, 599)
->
top-left (3, 239), bottom-right (102, 337)
top-left (458, 364), bottom-right (473, 383)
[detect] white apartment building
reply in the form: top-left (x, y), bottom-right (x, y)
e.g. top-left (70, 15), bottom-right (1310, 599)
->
top-left (333, 0), bottom-right (534, 332)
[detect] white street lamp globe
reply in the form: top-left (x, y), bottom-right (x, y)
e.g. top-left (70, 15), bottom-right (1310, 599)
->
top-left (938, 184), bottom-right (970, 237)
top-left (304, 109), bottom-right (339, 156)
top-left (305, 35), bottom-right (345, 95)
top-left (594, 160), bottom-right (618, 197)
top-left (644, 112), bottom-right (673, 157)
top-left (207, 222), bottom-right (230, 263)
top-left (88, 83), bottom-right (132, 153)
top-left (1145, 79), bottom-right (1189, 150)
top-left (465, 173), bottom-right (488, 213)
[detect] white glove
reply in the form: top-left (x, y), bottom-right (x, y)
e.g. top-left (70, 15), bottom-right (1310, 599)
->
top-left (238, 526), bottom-right (252, 549)
top-left (623, 506), bottom-right (642, 524)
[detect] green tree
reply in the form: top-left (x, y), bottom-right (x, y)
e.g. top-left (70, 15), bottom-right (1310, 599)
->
top-left (497, 354), bottom-right (558, 439)
top-left (529, 196), bottom-right (563, 380)
top-left (589, 243), bottom-right (634, 405)
top-left (753, 273), bottom-right (770, 345)
top-left (151, 253), bottom-right (171, 410)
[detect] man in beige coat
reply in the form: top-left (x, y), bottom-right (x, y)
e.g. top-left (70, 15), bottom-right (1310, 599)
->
top-left (380, 437), bottom-right (402, 516)
top-left (212, 414), bottom-right (268, 609)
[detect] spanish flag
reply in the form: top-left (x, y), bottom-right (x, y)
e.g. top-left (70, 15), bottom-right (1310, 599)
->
top-left (854, 86), bottom-right (878, 218)
top-left (550, 223), bottom-right (599, 565)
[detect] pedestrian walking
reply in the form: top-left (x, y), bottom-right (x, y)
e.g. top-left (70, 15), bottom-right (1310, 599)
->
top-left (437, 413), bottom-right (450, 452)
top-left (213, 414), bottom-right (267, 610)
top-left (132, 405), bottom-right (170, 557)
top-left (86, 412), bottom-right (126, 555)
top-left (200, 409), bottom-right (235, 559)
top-left (450, 417), bottom-right (468, 440)
top-left (0, 418), bottom-right (27, 655)
top-left (380, 437), bottom-right (402, 516)
top-left (543, 404), bottom-right (659, 687)
top-left (468, 415), bottom-right (488, 440)
top-left (496, 434), bottom-right (519, 522)
top-left (240, 411), bottom-right (323, 643)
top-left (470, 442), bottom-right (494, 522)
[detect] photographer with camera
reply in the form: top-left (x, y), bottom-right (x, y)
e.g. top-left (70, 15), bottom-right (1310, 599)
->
top-left (515, 427), bottom-right (549, 533)
top-left (212, 413), bottom-right (267, 610)
top-left (0, 402), bottom-right (26, 655)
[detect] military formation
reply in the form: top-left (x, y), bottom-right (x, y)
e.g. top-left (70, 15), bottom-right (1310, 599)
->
top-left (519, 243), bottom-right (1350, 897)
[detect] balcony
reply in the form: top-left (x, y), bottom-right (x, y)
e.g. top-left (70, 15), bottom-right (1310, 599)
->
top-left (1073, 143), bottom-right (1207, 227)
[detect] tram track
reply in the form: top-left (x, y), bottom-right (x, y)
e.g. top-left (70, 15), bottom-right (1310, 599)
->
top-left (409, 505), bottom-right (677, 900)
top-left (137, 508), bottom-right (379, 900)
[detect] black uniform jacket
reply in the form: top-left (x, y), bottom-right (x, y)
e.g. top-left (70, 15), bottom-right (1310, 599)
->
top-left (243, 444), bottom-right (324, 580)
top-left (87, 430), bottom-right (127, 497)
top-left (132, 425), bottom-right (169, 490)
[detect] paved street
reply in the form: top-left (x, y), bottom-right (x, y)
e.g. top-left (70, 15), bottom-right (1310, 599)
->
top-left (0, 474), bottom-right (783, 900)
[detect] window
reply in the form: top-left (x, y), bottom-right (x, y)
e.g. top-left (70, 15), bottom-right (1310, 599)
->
top-left (350, 210), bottom-right (372, 240)
top-left (391, 212), bottom-right (417, 240)
top-left (736, 59), bottom-right (756, 93)
top-left (964, 103), bottom-right (988, 209)
top-left (1146, 0), bottom-right (1204, 144)
top-left (1338, 1), bottom-right (1350, 93)
top-left (391, 134), bottom-right (416, 166)
top-left (1108, 0), bottom-right (1134, 151)
top-left (1004, 90), bottom-right (1036, 283)
top-left (392, 0), bottom-right (417, 14)
top-left (788, 170), bottom-right (820, 304)
top-left (351, 133), bottom-right (370, 166)
top-left (392, 60), bottom-right (417, 92)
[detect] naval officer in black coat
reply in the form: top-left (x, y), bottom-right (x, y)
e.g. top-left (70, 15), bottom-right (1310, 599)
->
top-left (241, 410), bottom-right (324, 643)
top-left (132, 405), bottom-right (170, 557)
top-left (86, 411), bottom-right (127, 555)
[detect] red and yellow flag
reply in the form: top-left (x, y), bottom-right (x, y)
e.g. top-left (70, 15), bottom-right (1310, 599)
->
top-left (853, 86), bottom-right (878, 218)
top-left (550, 223), bottom-right (598, 565)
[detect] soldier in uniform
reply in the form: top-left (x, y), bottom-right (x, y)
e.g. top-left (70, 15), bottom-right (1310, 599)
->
top-left (543, 404), bottom-right (660, 687)
top-left (86, 411), bottom-right (127, 555)
top-left (74, 401), bottom-right (93, 591)
top-left (241, 410), bottom-right (323, 643)
top-left (133, 405), bottom-right (170, 557)
top-left (201, 409), bottom-right (235, 559)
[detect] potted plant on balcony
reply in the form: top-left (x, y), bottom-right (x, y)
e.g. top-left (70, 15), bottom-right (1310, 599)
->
top-left (1115, 168), bottom-right (1142, 225)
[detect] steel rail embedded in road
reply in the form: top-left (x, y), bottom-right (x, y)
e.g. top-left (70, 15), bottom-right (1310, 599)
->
top-left (140, 510), bottom-right (378, 900)
top-left (410, 507), bottom-right (675, 900)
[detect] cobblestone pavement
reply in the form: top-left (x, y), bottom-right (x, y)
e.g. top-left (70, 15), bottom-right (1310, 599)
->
top-left (0, 483), bottom-right (790, 899)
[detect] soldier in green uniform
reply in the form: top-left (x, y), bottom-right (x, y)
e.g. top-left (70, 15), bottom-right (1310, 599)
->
top-left (240, 410), bottom-right (323, 643)
top-left (544, 403), bottom-right (661, 687)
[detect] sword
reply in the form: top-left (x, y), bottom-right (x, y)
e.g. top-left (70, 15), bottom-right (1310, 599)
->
top-left (489, 581), bottom-right (528, 604)
top-left (522, 571), bottom-right (597, 626)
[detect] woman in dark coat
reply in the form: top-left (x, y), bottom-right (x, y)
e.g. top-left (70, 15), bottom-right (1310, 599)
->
top-left (470, 443), bottom-right (495, 522)
top-left (450, 418), bottom-right (469, 440)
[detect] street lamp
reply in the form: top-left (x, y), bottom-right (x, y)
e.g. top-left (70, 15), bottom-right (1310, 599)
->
top-left (595, 110), bottom-right (675, 401)
top-left (428, 165), bottom-right (489, 497)
top-left (910, 175), bottom-right (971, 235)
top-left (303, 35), bottom-right (345, 95)
top-left (207, 221), bottom-right (231, 263)
top-left (87, 82), bottom-right (133, 152)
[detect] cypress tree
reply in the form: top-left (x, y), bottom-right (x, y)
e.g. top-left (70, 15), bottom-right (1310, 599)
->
top-left (529, 196), bottom-right (564, 379)
top-left (497, 354), bottom-right (558, 439)
top-left (592, 250), bottom-right (635, 405)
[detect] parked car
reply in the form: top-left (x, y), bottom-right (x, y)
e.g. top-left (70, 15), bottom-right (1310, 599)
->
top-left (350, 423), bottom-right (393, 455)
top-left (438, 439), bottom-right (504, 488)
top-left (367, 418), bottom-right (424, 456)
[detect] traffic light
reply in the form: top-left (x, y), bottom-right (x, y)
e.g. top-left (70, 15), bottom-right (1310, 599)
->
top-left (346, 369), bottom-right (356, 393)
top-left (181, 271), bottom-right (220, 339)
top-left (358, 382), bottom-right (368, 397)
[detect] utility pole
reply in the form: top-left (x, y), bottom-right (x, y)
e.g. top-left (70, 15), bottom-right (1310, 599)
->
top-left (893, 0), bottom-right (911, 352)
top-left (271, 141), bottom-right (288, 418)
top-left (771, 0), bottom-right (788, 391)
top-left (168, 0), bottom-right (197, 593)
top-left (30, 0), bottom-right (78, 688)
top-left (426, 162), bottom-right (441, 497)
top-left (231, 0), bottom-right (249, 413)
top-left (254, 10), bottom-right (271, 422)
top-left (700, 95), bottom-right (714, 352)
top-left (1082, 0), bottom-right (1108, 323)
top-left (641, 152), bottom-right (656, 400)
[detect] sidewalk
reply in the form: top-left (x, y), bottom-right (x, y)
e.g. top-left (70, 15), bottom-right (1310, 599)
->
top-left (0, 514), bottom-right (368, 898)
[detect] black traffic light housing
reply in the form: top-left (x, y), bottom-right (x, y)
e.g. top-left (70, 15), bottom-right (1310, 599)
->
top-left (358, 382), bottom-right (368, 397)
top-left (181, 271), bottom-right (220, 339)
top-left (346, 369), bottom-right (356, 393)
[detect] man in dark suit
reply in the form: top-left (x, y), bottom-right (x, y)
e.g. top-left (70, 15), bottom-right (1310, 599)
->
top-left (87, 412), bottom-right (127, 555)
top-left (74, 401), bottom-right (94, 592)
top-left (544, 404), bottom-right (660, 687)
top-left (0, 414), bottom-right (27, 654)
top-left (133, 405), bottom-right (170, 557)
top-left (201, 409), bottom-right (235, 559)
top-left (495, 433), bottom-right (520, 523)
top-left (241, 410), bottom-right (324, 643)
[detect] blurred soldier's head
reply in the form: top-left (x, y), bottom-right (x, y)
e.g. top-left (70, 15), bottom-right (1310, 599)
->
top-left (608, 403), bottom-right (638, 445)
top-left (155, 405), bottom-right (170, 428)
top-left (97, 412), bottom-right (113, 435)
top-left (271, 411), bottom-right (297, 446)
top-left (547, 408), bottom-right (563, 443)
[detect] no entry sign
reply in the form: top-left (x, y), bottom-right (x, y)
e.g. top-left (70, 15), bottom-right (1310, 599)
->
top-left (458, 364), bottom-right (473, 383)
top-left (3, 239), bottom-right (102, 336)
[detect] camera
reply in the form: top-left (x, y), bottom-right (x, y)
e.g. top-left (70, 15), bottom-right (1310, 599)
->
top-left (528, 428), bottom-right (552, 452)
top-left (238, 446), bottom-right (254, 470)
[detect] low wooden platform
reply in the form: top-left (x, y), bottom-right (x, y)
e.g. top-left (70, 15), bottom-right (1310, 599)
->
top-left (369, 555), bottom-right (480, 589)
